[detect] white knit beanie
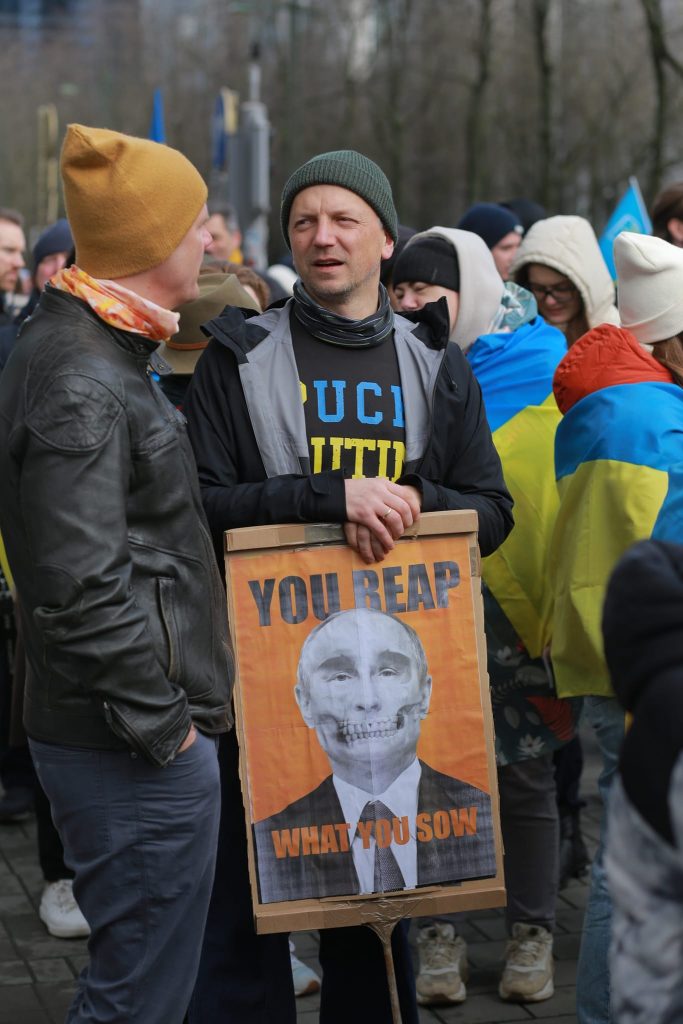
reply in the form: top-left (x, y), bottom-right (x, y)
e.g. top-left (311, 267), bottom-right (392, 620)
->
top-left (615, 232), bottom-right (683, 345)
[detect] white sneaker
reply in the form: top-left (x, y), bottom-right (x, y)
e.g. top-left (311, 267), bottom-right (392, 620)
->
top-left (415, 922), bottom-right (468, 1005)
top-left (499, 922), bottom-right (554, 1002)
top-left (290, 951), bottom-right (321, 997)
top-left (39, 879), bottom-right (90, 939)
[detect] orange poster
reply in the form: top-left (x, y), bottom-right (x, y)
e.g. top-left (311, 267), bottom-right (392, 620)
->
top-left (226, 526), bottom-right (498, 908)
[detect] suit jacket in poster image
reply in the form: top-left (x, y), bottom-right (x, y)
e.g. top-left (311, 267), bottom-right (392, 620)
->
top-left (253, 760), bottom-right (495, 904)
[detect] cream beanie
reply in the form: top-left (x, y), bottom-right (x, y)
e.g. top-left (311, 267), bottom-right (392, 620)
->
top-left (61, 124), bottom-right (207, 279)
top-left (615, 232), bottom-right (683, 344)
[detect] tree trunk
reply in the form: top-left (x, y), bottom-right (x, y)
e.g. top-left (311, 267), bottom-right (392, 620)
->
top-left (464, 0), bottom-right (492, 204)
top-left (532, 0), bottom-right (553, 209)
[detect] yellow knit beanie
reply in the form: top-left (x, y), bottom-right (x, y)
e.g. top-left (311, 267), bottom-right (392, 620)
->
top-left (61, 124), bottom-right (208, 279)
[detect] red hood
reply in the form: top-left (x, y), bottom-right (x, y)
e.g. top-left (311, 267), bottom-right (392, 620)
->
top-left (553, 323), bottom-right (674, 414)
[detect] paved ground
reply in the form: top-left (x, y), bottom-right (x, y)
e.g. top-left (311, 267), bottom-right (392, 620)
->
top-left (0, 732), bottom-right (600, 1023)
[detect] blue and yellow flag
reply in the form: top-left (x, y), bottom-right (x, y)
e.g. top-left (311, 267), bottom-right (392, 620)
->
top-left (599, 177), bottom-right (651, 279)
top-left (468, 317), bottom-right (566, 656)
top-left (653, 463), bottom-right (683, 543)
top-left (550, 382), bottom-right (683, 697)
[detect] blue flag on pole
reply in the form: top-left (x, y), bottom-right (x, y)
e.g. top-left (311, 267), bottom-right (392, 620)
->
top-left (599, 177), bottom-right (652, 279)
top-left (149, 88), bottom-right (166, 144)
top-left (212, 92), bottom-right (227, 170)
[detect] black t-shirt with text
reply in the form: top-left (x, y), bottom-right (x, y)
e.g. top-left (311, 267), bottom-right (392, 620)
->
top-left (290, 310), bottom-right (406, 480)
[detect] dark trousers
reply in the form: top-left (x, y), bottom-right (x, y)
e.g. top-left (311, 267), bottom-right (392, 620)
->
top-left (0, 597), bottom-right (34, 792)
top-left (30, 732), bottom-right (221, 1024)
top-left (554, 735), bottom-right (585, 812)
top-left (189, 729), bottom-right (418, 1024)
top-left (0, 744), bottom-right (34, 791)
top-left (34, 778), bottom-right (71, 882)
top-left (319, 920), bottom-right (417, 1024)
top-left (419, 753), bottom-right (559, 937)
top-left (498, 754), bottom-right (559, 932)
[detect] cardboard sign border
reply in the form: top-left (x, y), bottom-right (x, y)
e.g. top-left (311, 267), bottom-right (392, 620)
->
top-left (224, 510), bottom-right (505, 934)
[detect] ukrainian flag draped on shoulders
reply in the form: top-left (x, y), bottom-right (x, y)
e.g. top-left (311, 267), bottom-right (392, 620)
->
top-left (550, 324), bottom-right (683, 697)
top-left (653, 462), bottom-right (683, 542)
top-left (468, 308), bottom-right (566, 656)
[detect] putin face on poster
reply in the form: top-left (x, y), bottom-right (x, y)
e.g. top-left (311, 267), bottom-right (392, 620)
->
top-left (254, 609), bottom-right (495, 904)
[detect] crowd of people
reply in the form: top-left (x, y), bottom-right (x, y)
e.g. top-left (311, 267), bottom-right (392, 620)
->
top-left (0, 126), bottom-right (682, 1024)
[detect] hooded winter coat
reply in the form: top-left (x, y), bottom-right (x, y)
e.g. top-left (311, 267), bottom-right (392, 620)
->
top-left (511, 215), bottom-right (619, 333)
top-left (400, 227), bottom-right (505, 350)
top-left (403, 228), bottom-right (578, 761)
top-left (407, 226), bottom-right (558, 649)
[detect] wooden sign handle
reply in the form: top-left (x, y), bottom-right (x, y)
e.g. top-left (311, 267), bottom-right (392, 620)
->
top-left (365, 920), bottom-right (403, 1024)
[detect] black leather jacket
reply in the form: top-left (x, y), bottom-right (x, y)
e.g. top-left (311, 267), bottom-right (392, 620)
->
top-left (0, 288), bottom-right (233, 766)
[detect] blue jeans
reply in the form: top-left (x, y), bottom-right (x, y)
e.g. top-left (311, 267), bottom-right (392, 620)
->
top-left (29, 731), bottom-right (221, 1024)
top-left (576, 696), bottom-right (626, 1024)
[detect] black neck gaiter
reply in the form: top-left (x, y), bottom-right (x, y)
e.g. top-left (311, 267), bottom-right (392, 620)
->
top-left (292, 279), bottom-right (394, 347)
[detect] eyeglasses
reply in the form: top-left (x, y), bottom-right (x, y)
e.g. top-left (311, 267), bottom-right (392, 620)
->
top-left (527, 282), bottom-right (578, 304)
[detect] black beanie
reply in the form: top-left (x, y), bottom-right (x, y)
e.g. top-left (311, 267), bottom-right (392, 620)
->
top-left (392, 235), bottom-right (459, 291)
top-left (457, 203), bottom-right (522, 249)
top-left (32, 218), bottom-right (73, 272)
top-left (499, 198), bottom-right (547, 235)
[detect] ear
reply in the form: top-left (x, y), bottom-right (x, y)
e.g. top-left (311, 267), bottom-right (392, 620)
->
top-left (381, 230), bottom-right (395, 262)
top-left (667, 217), bottom-right (683, 245)
top-left (294, 684), bottom-right (315, 729)
top-left (418, 676), bottom-right (433, 718)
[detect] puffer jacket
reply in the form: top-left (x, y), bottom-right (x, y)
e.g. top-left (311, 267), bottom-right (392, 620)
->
top-left (0, 287), bottom-right (233, 766)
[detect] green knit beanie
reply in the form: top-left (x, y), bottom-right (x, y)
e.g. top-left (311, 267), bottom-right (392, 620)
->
top-left (280, 150), bottom-right (399, 248)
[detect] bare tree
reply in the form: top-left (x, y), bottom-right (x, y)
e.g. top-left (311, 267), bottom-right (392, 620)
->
top-left (532, 0), bottom-right (553, 208)
top-left (3, 0), bottom-right (683, 248)
top-left (640, 0), bottom-right (683, 199)
top-left (464, 0), bottom-right (493, 204)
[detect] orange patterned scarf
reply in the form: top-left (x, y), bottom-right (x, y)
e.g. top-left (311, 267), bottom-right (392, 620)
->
top-left (51, 265), bottom-right (180, 341)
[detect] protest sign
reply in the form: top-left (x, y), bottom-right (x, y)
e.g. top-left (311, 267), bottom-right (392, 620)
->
top-left (225, 510), bottom-right (505, 934)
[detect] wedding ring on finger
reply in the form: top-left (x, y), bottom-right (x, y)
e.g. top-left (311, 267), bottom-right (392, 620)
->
top-left (382, 507), bottom-right (394, 520)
